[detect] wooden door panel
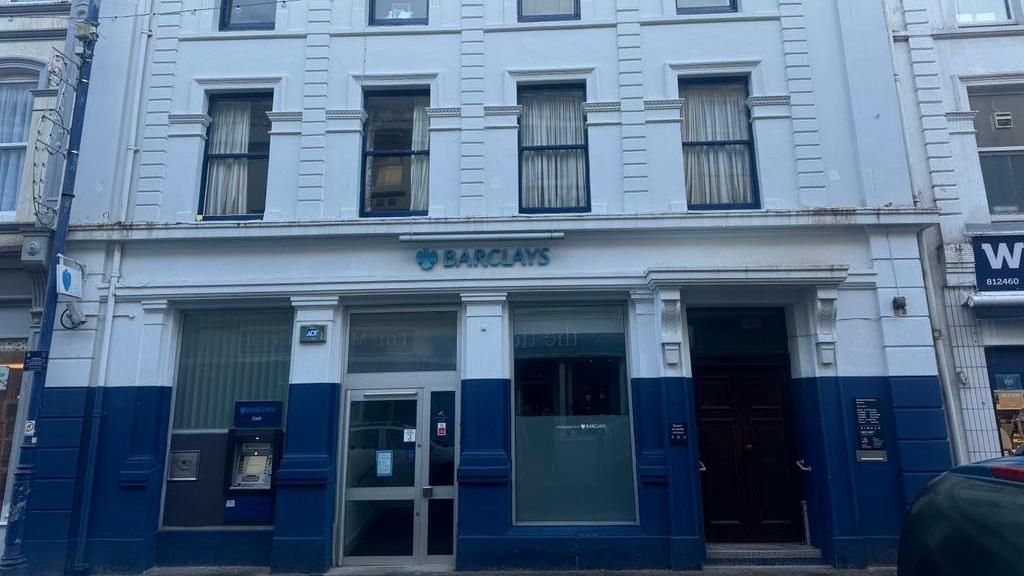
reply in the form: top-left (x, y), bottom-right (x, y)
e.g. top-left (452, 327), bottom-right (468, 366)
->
top-left (695, 359), bottom-right (803, 543)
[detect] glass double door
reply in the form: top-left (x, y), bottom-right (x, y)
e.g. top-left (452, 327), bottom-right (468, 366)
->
top-left (341, 388), bottom-right (456, 565)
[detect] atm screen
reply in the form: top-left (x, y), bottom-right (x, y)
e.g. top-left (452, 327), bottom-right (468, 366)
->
top-left (231, 441), bottom-right (274, 490)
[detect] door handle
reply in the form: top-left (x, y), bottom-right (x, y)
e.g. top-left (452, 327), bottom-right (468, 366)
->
top-left (796, 459), bottom-right (812, 472)
top-left (422, 485), bottom-right (433, 498)
top-left (698, 460), bottom-right (707, 473)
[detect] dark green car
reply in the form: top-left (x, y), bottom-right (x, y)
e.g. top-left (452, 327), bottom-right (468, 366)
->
top-left (898, 454), bottom-right (1024, 575)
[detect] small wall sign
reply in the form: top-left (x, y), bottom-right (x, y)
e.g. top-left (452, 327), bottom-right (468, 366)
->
top-left (669, 422), bottom-right (688, 446)
top-left (299, 324), bottom-right (326, 343)
top-left (23, 351), bottom-right (48, 372)
top-left (854, 398), bottom-right (888, 463)
top-left (234, 401), bottom-right (284, 428)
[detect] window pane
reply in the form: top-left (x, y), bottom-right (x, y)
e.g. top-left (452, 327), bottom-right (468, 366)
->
top-left (0, 148), bottom-right (25, 212)
top-left (346, 399), bottom-right (418, 488)
top-left (427, 499), bottom-right (454, 556)
top-left (172, 310), bottom-right (292, 430)
top-left (981, 152), bottom-right (1024, 214)
top-left (969, 87), bottom-right (1024, 149)
top-left (429, 391), bottom-right (455, 486)
top-left (513, 306), bottom-right (637, 523)
top-left (957, 0), bottom-right (1011, 23)
top-left (520, 0), bottom-right (577, 18)
top-left (347, 311), bottom-right (457, 373)
top-left (681, 82), bottom-right (750, 142)
top-left (685, 144), bottom-right (754, 206)
top-left (344, 500), bottom-right (414, 556)
top-left (677, 0), bottom-right (734, 12)
top-left (364, 94), bottom-right (429, 215)
top-left (520, 149), bottom-right (587, 210)
top-left (372, 0), bottom-right (428, 22)
top-left (204, 95), bottom-right (271, 216)
top-left (0, 82), bottom-right (34, 144)
top-left (520, 88), bottom-right (586, 147)
top-left (223, 0), bottom-right (276, 28)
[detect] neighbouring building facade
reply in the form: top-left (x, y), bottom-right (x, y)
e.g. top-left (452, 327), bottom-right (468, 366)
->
top-left (887, 0), bottom-right (1024, 464)
top-left (17, 0), bottom-right (953, 574)
top-left (0, 0), bottom-right (72, 551)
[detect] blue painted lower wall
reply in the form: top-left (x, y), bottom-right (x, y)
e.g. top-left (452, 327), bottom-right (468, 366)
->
top-left (458, 375), bottom-right (951, 571)
top-left (20, 374), bottom-right (949, 574)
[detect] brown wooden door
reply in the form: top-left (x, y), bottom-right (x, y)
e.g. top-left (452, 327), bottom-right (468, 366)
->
top-left (695, 357), bottom-right (803, 543)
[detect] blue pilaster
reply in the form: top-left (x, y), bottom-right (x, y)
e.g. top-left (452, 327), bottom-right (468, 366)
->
top-left (270, 382), bottom-right (340, 574)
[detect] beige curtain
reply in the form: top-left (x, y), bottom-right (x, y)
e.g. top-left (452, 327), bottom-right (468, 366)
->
top-left (205, 100), bottom-right (251, 215)
top-left (520, 89), bottom-right (587, 210)
top-left (683, 83), bottom-right (754, 206)
top-left (410, 95), bottom-right (430, 212)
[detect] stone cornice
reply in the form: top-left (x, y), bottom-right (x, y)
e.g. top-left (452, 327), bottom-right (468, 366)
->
top-left (325, 109), bottom-right (368, 122)
top-left (266, 111), bottom-right (302, 122)
top-left (167, 113), bottom-right (212, 127)
top-left (425, 107), bottom-right (460, 118)
top-left (582, 101), bottom-right (621, 113)
top-left (747, 95), bottom-right (791, 108)
top-left (644, 99), bottom-right (685, 111)
top-left (484, 105), bottom-right (522, 117)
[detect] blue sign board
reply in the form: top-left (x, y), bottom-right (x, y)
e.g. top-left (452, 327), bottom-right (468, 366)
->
top-left (23, 351), bottom-right (48, 372)
top-left (233, 401), bottom-right (283, 429)
top-left (974, 235), bottom-right (1024, 292)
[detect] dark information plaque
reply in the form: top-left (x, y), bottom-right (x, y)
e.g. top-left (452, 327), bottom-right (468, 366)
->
top-left (854, 398), bottom-right (888, 462)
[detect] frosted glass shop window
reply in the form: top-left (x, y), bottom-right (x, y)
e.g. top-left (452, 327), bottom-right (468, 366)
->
top-left (173, 310), bottom-right (293, 430)
top-left (513, 305), bottom-right (637, 524)
top-left (347, 311), bottom-right (457, 373)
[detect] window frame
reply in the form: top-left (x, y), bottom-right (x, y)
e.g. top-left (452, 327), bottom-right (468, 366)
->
top-left (968, 83), bottom-right (1024, 216)
top-left (197, 91), bottom-right (273, 222)
top-left (509, 302), bottom-right (640, 527)
top-left (219, 0), bottom-right (277, 31)
top-left (517, 83), bottom-right (591, 215)
top-left (517, 0), bottom-right (580, 23)
top-left (369, 0), bottom-right (429, 26)
top-left (679, 76), bottom-right (761, 211)
top-left (359, 89), bottom-right (431, 218)
top-left (954, 0), bottom-right (1016, 27)
top-left (676, 0), bottom-right (738, 16)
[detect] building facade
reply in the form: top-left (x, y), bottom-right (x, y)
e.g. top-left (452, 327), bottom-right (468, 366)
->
top-left (18, 0), bottom-right (953, 574)
top-left (887, 0), bottom-right (1024, 464)
top-left (0, 0), bottom-right (72, 551)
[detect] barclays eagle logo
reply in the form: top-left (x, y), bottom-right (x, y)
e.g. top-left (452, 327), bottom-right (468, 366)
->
top-left (416, 248), bottom-right (439, 270)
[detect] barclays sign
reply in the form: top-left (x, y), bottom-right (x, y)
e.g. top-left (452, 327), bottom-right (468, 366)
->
top-left (417, 247), bottom-right (551, 271)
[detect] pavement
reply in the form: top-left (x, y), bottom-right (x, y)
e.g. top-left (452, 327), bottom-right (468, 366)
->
top-left (141, 567), bottom-right (898, 576)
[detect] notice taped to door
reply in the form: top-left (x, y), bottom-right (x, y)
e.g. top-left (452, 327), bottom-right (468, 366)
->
top-left (376, 450), bottom-right (393, 477)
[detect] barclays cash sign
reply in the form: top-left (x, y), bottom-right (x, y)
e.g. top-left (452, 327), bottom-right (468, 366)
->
top-left (416, 247), bottom-right (551, 271)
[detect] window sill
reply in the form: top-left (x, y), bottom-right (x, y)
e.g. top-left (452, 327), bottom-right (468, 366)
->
top-left (196, 214), bottom-right (264, 222)
top-left (989, 213), bottom-right (1024, 223)
top-left (931, 23), bottom-right (1024, 39)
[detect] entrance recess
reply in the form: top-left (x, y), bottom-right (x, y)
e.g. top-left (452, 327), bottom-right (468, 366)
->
top-left (689, 309), bottom-right (804, 544)
top-left (340, 388), bottom-right (455, 565)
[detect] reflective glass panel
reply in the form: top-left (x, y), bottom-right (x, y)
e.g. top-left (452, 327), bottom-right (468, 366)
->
top-left (344, 500), bottom-right (414, 556)
top-left (346, 399), bottom-right (418, 488)
top-left (513, 306), bottom-right (637, 523)
top-left (347, 311), bottom-right (457, 373)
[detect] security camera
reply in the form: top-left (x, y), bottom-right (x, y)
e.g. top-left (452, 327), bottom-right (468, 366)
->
top-left (62, 301), bottom-right (86, 329)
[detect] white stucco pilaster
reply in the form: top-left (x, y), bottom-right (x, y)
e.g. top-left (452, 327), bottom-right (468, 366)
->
top-left (289, 296), bottom-right (342, 384)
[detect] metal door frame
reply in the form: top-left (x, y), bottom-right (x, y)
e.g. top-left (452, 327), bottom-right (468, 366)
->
top-left (337, 380), bottom-right (458, 567)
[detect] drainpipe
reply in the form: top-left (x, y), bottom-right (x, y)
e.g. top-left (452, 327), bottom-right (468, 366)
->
top-left (70, 2), bottom-right (153, 573)
top-left (887, 16), bottom-right (969, 465)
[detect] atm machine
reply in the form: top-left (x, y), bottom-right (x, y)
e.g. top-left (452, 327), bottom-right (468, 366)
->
top-left (223, 402), bottom-right (283, 525)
